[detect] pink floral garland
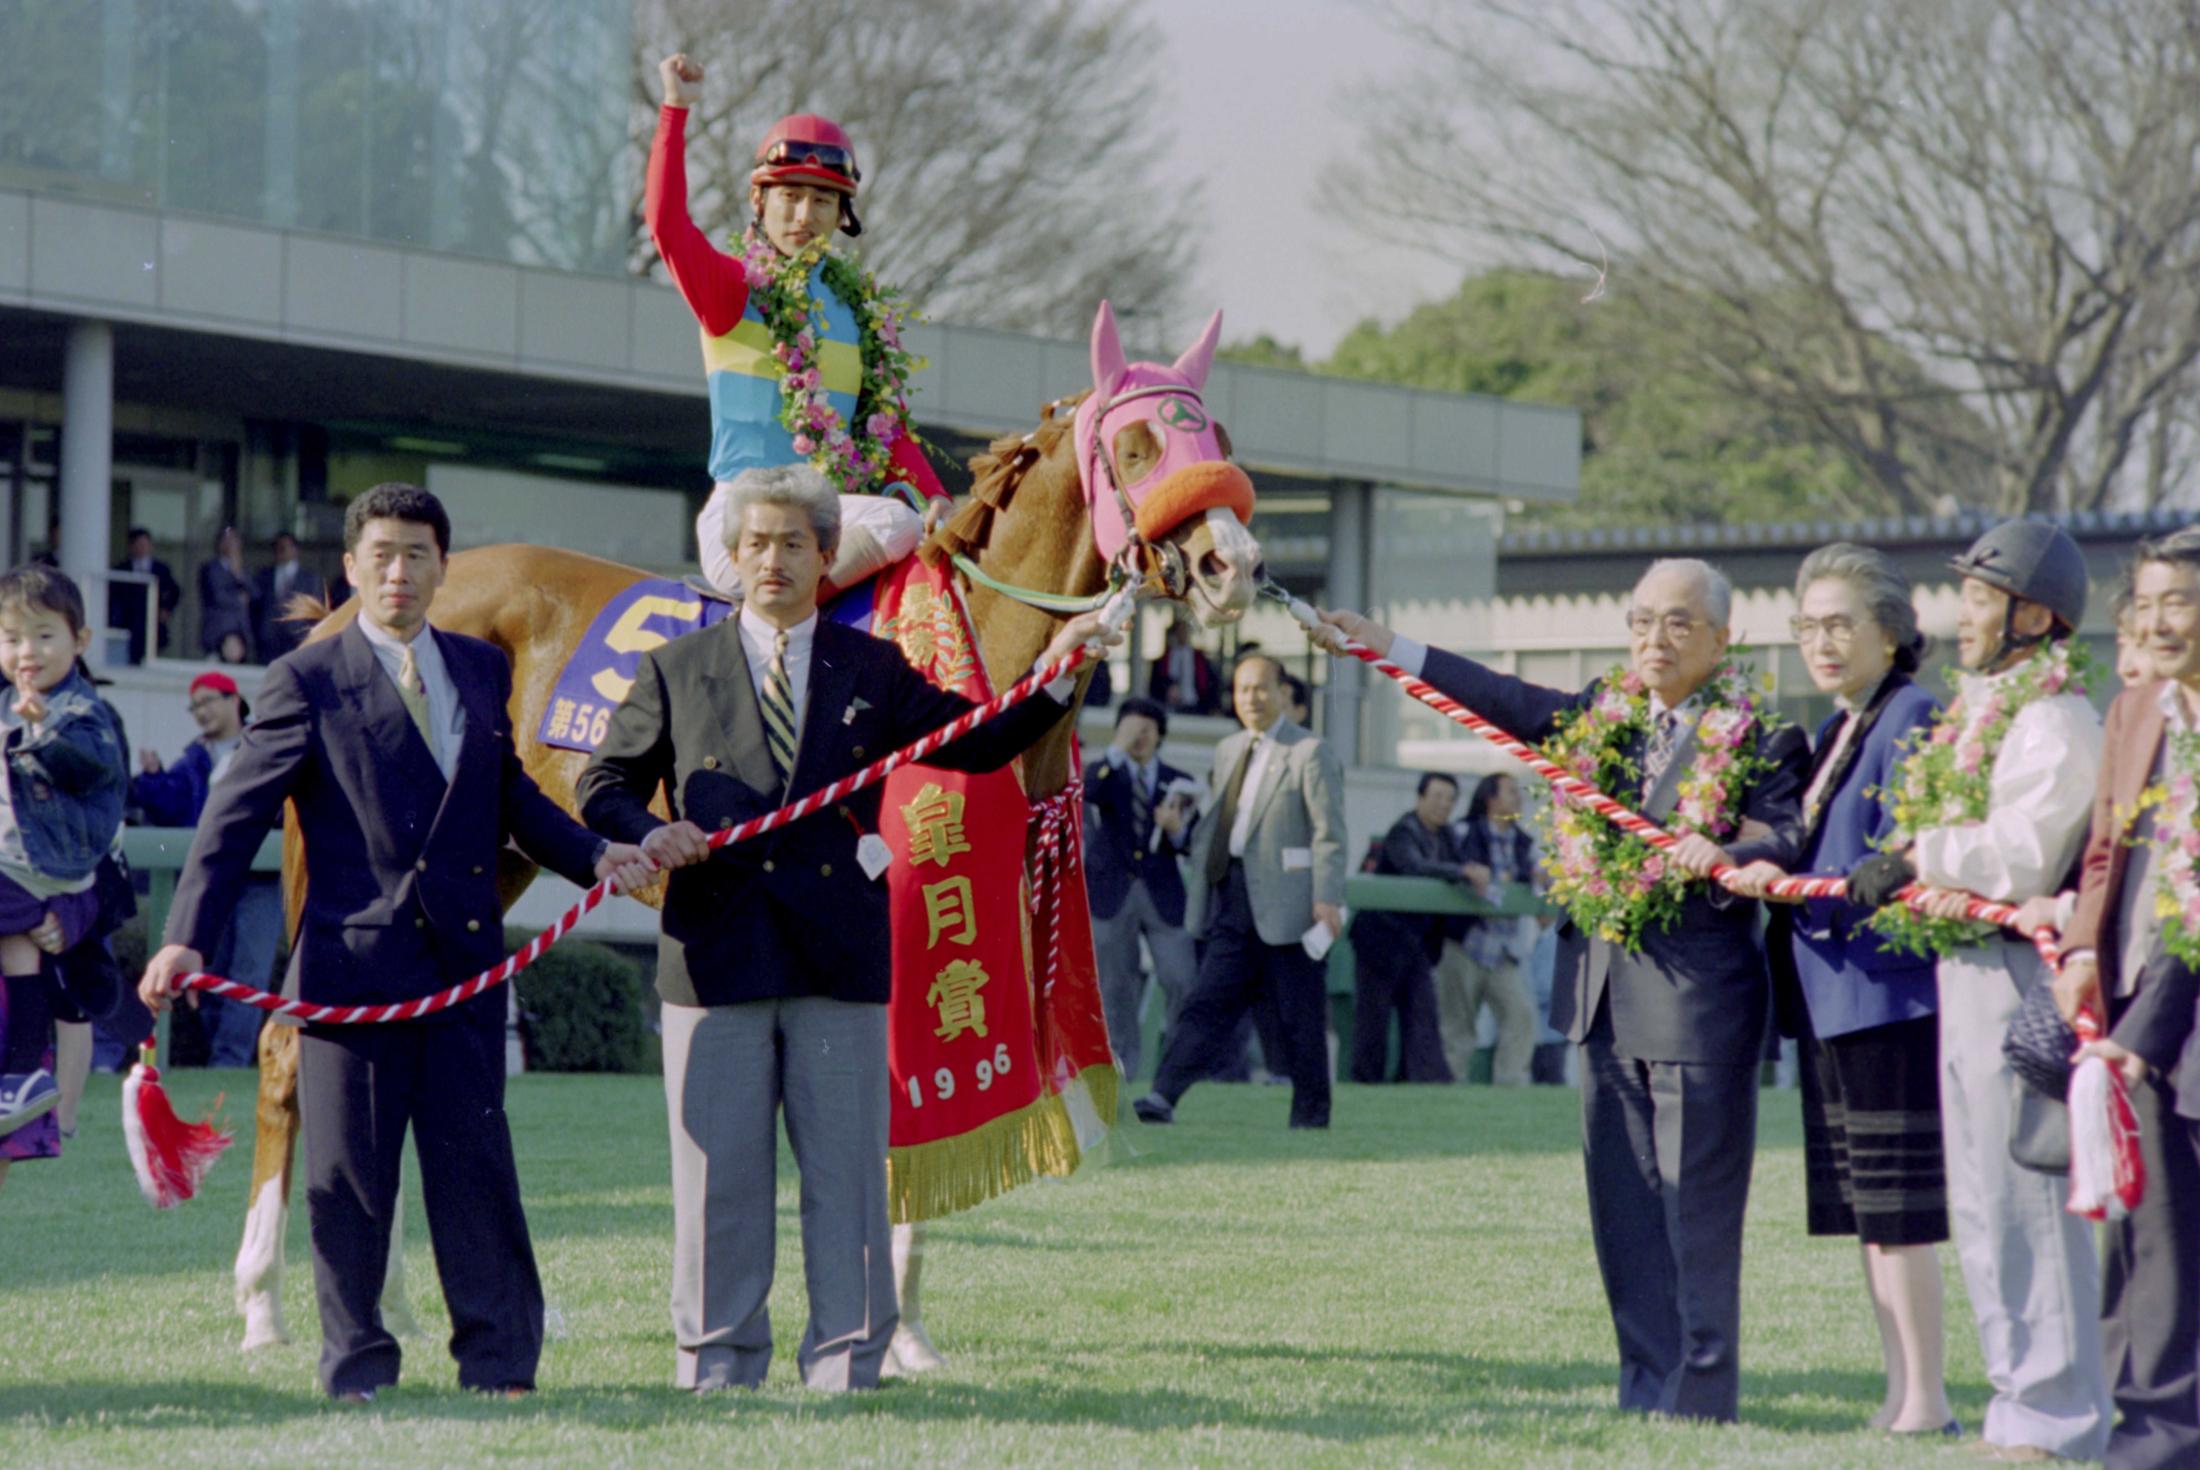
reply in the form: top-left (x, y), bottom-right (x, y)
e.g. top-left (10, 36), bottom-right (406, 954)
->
top-left (1540, 661), bottom-right (1775, 948)
top-left (738, 232), bottom-right (923, 496)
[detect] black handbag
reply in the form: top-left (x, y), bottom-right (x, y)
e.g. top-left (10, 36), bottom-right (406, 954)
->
top-left (2003, 978), bottom-right (2077, 1095)
top-left (2002, 979), bottom-right (2075, 1175)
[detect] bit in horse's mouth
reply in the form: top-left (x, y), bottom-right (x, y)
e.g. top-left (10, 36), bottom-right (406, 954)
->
top-left (1187, 578), bottom-right (1249, 627)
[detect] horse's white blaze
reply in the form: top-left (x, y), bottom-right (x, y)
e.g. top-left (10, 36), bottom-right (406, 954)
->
top-left (1189, 506), bottom-right (1261, 623)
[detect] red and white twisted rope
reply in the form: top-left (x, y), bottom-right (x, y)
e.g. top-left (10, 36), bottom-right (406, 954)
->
top-left (1028, 781), bottom-right (1086, 1007)
top-left (165, 641), bottom-right (1103, 1023)
top-left (1266, 596), bottom-right (2062, 967)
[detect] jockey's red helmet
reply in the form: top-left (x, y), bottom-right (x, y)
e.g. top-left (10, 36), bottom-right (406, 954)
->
top-left (751, 114), bottom-right (864, 236)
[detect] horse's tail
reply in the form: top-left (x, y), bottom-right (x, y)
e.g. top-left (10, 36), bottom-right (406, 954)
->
top-left (280, 802), bottom-right (305, 948)
top-left (283, 590), bottom-right (331, 627)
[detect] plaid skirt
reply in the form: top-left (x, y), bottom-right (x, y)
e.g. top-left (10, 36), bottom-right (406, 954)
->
top-left (1799, 1010), bottom-right (1949, 1247)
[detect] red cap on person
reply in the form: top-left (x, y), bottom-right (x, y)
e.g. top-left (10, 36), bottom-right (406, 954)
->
top-left (189, 671), bottom-right (238, 698)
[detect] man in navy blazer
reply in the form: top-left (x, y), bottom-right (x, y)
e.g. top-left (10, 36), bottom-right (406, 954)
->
top-left (1083, 697), bottom-right (1197, 1079)
top-left (1322, 558), bottom-right (1808, 1424)
top-left (141, 483), bottom-right (650, 1401)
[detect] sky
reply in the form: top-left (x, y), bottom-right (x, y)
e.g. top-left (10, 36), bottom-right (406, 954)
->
top-left (1141, 0), bottom-right (1465, 359)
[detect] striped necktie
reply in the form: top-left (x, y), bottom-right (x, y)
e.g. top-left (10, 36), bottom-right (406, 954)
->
top-left (396, 643), bottom-right (438, 763)
top-left (1642, 709), bottom-right (1682, 796)
top-left (762, 629), bottom-right (798, 788)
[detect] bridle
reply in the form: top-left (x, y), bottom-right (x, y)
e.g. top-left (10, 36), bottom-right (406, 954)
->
top-left (1080, 379), bottom-right (1221, 602)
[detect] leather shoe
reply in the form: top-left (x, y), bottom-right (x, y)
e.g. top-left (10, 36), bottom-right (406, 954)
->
top-left (1131, 1093), bottom-right (1174, 1124)
top-left (330, 1389), bottom-right (377, 1405)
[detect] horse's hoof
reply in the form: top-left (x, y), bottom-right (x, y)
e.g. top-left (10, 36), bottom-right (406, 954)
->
top-left (239, 1300), bottom-right (288, 1352)
top-left (881, 1322), bottom-right (947, 1378)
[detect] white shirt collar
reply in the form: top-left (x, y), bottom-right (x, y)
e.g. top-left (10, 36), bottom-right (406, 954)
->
top-left (1647, 690), bottom-right (1702, 722)
top-left (356, 615), bottom-right (430, 658)
top-left (2157, 678), bottom-right (2199, 734)
top-left (739, 605), bottom-right (817, 657)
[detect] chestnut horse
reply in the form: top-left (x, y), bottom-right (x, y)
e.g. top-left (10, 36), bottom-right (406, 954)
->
top-left (233, 317), bottom-right (1265, 1357)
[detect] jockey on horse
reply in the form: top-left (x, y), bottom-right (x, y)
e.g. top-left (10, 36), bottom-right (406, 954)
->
top-left (650, 53), bottom-right (940, 601)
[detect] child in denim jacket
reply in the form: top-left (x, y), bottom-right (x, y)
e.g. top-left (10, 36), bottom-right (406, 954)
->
top-left (0, 565), bottom-right (126, 1161)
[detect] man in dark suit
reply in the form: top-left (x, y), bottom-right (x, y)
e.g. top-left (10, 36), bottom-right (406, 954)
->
top-left (140, 483), bottom-right (651, 1402)
top-left (110, 525), bottom-right (182, 662)
top-left (1351, 773), bottom-right (1466, 1083)
top-left (1322, 557), bottom-right (1808, 1423)
top-left (253, 531), bottom-right (329, 662)
top-left (1084, 697), bottom-right (1197, 1080)
top-left (577, 463), bottom-right (1109, 1393)
top-left (1148, 615), bottom-right (1220, 714)
top-left (2056, 527), bottom-right (2200, 1470)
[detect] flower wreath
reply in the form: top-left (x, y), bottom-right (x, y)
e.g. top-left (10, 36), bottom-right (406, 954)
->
top-left (1538, 660), bottom-right (1777, 949)
top-left (1871, 636), bottom-right (2096, 959)
top-left (739, 230), bottom-right (926, 496)
top-left (2131, 725), bottom-right (2200, 968)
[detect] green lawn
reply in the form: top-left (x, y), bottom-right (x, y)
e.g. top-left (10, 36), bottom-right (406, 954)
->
top-left (1, 1071), bottom-right (1999, 1468)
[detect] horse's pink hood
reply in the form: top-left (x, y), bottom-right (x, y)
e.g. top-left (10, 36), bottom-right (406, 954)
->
top-left (1075, 301), bottom-right (1252, 565)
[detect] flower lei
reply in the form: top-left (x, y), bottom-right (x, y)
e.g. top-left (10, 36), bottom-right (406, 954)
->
top-left (1871, 637), bottom-right (2096, 959)
top-left (1537, 660), bottom-right (1777, 949)
top-left (738, 230), bottom-right (925, 496)
top-left (2134, 726), bottom-right (2200, 968)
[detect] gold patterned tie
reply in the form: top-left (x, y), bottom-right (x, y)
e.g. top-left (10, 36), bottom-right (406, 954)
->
top-left (761, 630), bottom-right (798, 787)
top-left (396, 643), bottom-right (437, 761)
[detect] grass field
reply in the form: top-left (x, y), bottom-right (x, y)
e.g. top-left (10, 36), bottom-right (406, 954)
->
top-left (0, 1070), bottom-right (2006, 1468)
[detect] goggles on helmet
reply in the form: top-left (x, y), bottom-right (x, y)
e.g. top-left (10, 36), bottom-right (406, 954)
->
top-left (759, 139), bottom-right (859, 183)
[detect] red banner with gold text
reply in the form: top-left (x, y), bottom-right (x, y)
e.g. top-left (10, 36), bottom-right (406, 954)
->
top-left (871, 557), bottom-right (1115, 1220)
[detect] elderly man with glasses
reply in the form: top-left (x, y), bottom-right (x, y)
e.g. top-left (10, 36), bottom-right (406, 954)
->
top-left (1321, 558), bottom-right (1809, 1424)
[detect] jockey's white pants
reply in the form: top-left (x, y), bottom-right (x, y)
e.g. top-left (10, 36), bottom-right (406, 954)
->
top-left (697, 481), bottom-right (923, 599)
top-left (1937, 939), bottom-right (2110, 1459)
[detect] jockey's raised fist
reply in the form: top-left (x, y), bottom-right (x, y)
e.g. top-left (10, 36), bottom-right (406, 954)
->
top-left (660, 53), bottom-right (703, 108)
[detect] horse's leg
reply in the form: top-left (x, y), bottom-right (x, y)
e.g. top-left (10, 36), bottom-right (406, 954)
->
top-left (235, 1021), bottom-right (299, 1350)
top-left (379, 1183), bottom-right (421, 1337)
top-left (883, 1220), bottom-right (947, 1376)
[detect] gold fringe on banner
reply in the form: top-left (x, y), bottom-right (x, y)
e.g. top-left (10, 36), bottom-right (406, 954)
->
top-left (887, 1061), bottom-right (1122, 1223)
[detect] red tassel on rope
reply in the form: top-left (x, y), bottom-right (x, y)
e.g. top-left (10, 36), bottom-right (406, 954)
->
top-left (122, 1041), bottom-right (233, 1208)
top-left (2066, 1009), bottom-right (2146, 1222)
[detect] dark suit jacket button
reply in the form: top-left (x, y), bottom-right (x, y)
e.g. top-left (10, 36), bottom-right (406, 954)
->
top-left (1132, 849), bottom-right (1144, 861)
top-left (763, 860), bottom-right (775, 873)
top-left (703, 755), bottom-right (718, 769)
top-left (414, 917), bottom-right (425, 929)
top-left (820, 863), bottom-right (832, 878)
top-left (467, 919), bottom-right (481, 932)
top-left (472, 865), bottom-right (485, 875)
top-left (416, 859), bottom-right (428, 872)
top-left (718, 816), bottom-right (732, 830)
top-left (852, 745), bottom-right (864, 759)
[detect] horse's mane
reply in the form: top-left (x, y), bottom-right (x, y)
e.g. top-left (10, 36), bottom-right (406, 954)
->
top-left (921, 390), bottom-right (1089, 567)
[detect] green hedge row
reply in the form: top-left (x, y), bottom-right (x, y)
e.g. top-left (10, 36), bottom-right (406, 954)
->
top-left (508, 929), bottom-right (655, 1074)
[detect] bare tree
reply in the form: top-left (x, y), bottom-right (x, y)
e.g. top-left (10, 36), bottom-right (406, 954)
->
top-left (632, 0), bottom-right (1192, 336)
top-left (1342, 0), bottom-right (2200, 515)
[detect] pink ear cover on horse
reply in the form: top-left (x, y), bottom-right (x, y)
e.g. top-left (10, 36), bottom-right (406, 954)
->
top-left (1076, 302), bottom-right (1250, 564)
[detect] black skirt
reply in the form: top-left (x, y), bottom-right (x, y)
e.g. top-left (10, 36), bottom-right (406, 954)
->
top-left (1799, 1009), bottom-right (1949, 1247)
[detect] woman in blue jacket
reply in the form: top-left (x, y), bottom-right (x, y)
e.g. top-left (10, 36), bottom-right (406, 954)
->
top-left (1728, 543), bottom-right (1955, 1437)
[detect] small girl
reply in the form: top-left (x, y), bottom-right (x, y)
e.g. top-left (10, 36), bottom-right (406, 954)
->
top-left (0, 566), bottom-right (127, 1176)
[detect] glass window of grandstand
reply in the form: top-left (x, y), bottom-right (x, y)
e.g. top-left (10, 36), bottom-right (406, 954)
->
top-left (0, 0), bottom-right (633, 273)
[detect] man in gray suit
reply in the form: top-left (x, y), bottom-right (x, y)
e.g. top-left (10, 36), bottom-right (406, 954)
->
top-left (1321, 560), bottom-right (1808, 1423)
top-left (1132, 654), bottom-right (1347, 1129)
top-left (577, 465), bottom-right (1109, 1393)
